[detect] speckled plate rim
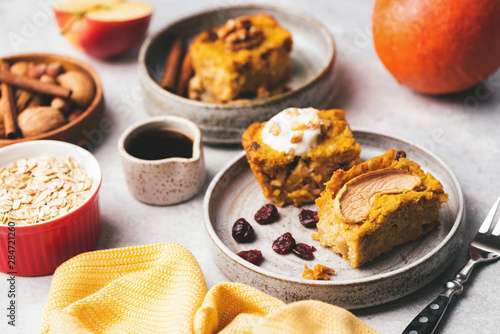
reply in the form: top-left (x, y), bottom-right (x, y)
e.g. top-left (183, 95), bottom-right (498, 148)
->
top-left (138, 4), bottom-right (335, 109)
top-left (203, 129), bottom-right (465, 287)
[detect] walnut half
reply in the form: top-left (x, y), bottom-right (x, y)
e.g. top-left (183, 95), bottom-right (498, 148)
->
top-left (333, 168), bottom-right (421, 223)
top-left (217, 17), bottom-right (264, 51)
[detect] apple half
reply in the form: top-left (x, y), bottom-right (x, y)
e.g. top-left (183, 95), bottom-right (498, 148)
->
top-left (54, 0), bottom-right (153, 58)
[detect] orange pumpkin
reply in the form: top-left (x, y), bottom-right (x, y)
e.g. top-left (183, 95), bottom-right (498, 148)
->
top-left (372, 0), bottom-right (500, 94)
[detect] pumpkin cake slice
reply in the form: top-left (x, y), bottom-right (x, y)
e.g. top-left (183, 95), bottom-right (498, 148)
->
top-left (242, 107), bottom-right (361, 207)
top-left (313, 149), bottom-right (448, 267)
top-left (188, 13), bottom-right (293, 102)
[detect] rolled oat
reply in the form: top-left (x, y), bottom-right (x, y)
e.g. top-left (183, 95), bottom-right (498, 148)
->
top-left (0, 156), bottom-right (93, 225)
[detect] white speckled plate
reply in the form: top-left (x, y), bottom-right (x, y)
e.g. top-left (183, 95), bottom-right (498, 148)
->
top-left (204, 130), bottom-right (465, 309)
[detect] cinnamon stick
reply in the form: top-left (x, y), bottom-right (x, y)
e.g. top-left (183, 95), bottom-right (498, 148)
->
top-left (160, 38), bottom-right (184, 92)
top-left (0, 62), bottom-right (19, 139)
top-left (0, 68), bottom-right (71, 99)
top-left (176, 50), bottom-right (193, 97)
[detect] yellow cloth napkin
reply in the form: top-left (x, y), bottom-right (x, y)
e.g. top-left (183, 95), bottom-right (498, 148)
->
top-left (41, 243), bottom-right (379, 334)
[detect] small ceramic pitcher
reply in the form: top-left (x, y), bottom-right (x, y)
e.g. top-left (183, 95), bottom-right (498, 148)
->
top-left (118, 116), bottom-right (206, 205)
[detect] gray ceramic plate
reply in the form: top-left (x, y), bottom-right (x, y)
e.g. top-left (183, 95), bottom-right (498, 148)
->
top-left (204, 130), bottom-right (465, 309)
top-left (138, 5), bottom-right (336, 144)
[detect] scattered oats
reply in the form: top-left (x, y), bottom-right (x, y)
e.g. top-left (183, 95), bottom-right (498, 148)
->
top-left (35, 181), bottom-right (47, 192)
top-left (307, 114), bottom-right (321, 130)
top-left (285, 108), bottom-right (300, 117)
top-left (269, 121), bottom-right (281, 136)
top-left (291, 121), bottom-right (307, 131)
top-left (0, 156), bottom-right (93, 225)
top-left (290, 131), bottom-right (304, 144)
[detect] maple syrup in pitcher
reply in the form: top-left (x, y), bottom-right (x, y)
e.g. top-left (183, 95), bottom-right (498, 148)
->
top-left (125, 127), bottom-right (193, 160)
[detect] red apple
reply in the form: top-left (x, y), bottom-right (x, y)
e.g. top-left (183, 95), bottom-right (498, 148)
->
top-left (54, 0), bottom-right (153, 58)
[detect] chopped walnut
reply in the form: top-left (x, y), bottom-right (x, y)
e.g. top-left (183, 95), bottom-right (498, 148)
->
top-left (269, 122), bottom-right (281, 136)
top-left (218, 17), bottom-right (264, 51)
top-left (290, 131), bottom-right (304, 143)
top-left (291, 121), bottom-right (307, 131)
top-left (217, 18), bottom-right (251, 39)
top-left (285, 108), bottom-right (300, 117)
top-left (302, 264), bottom-right (335, 280)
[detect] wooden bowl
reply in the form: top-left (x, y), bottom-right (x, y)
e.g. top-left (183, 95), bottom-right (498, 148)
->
top-left (0, 53), bottom-right (104, 148)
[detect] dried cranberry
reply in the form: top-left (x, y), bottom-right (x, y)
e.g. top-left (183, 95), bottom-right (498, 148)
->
top-left (232, 218), bottom-right (255, 243)
top-left (237, 249), bottom-right (263, 265)
top-left (254, 204), bottom-right (278, 224)
top-left (299, 209), bottom-right (319, 228)
top-left (272, 232), bottom-right (296, 254)
top-left (292, 243), bottom-right (316, 260)
top-left (395, 150), bottom-right (407, 160)
top-left (251, 142), bottom-right (260, 151)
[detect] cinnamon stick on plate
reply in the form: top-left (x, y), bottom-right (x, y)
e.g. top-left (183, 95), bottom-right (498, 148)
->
top-left (0, 68), bottom-right (71, 99)
top-left (176, 50), bottom-right (193, 97)
top-left (0, 61), bottom-right (19, 139)
top-left (160, 38), bottom-right (184, 92)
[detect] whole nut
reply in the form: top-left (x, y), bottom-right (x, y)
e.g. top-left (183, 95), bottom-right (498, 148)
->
top-left (56, 71), bottom-right (95, 109)
top-left (26, 63), bottom-right (46, 79)
top-left (15, 90), bottom-right (34, 111)
top-left (51, 97), bottom-right (72, 115)
top-left (10, 61), bottom-right (29, 76)
top-left (45, 62), bottom-right (62, 77)
top-left (18, 107), bottom-right (67, 137)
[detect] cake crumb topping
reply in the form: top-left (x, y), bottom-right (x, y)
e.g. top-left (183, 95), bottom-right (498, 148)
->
top-left (302, 263), bottom-right (335, 280)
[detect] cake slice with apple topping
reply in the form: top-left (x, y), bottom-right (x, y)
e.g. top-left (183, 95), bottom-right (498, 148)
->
top-left (314, 149), bottom-right (448, 267)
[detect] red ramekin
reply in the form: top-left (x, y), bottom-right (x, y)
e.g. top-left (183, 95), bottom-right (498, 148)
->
top-left (0, 140), bottom-right (102, 276)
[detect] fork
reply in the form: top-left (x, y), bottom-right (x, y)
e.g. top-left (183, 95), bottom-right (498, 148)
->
top-left (402, 196), bottom-right (500, 334)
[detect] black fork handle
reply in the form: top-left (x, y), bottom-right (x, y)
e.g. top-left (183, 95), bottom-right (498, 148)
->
top-left (402, 295), bottom-right (451, 334)
top-left (402, 261), bottom-right (472, 334)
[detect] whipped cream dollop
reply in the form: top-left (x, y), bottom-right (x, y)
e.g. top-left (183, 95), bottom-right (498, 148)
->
top-left (262, 107), bottom-right (325, 156)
